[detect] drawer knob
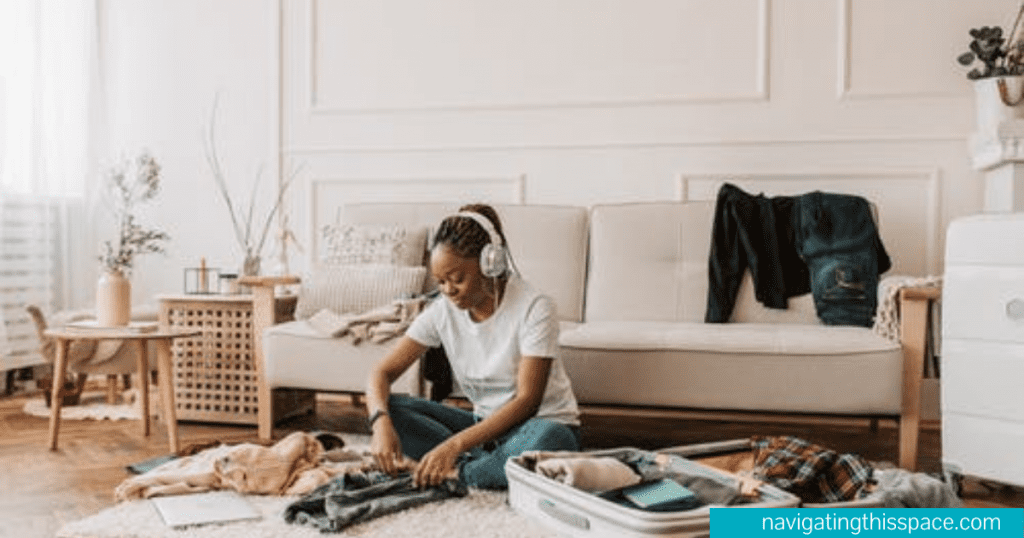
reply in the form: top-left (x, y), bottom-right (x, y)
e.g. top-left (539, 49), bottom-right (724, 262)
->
top-left (1007, 298), bottom-right (1024, 320)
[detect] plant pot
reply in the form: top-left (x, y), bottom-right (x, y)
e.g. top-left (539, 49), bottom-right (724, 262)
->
top-left (96, 269), bottom-right (131, 327)
top-left (974, 75), bottom-right (1024, 134)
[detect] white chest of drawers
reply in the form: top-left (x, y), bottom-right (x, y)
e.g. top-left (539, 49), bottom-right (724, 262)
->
top-left (942, 213), bottom-right (1024, 486)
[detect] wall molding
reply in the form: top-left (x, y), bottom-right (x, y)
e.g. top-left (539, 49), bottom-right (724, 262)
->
top-left (836, 0), bottom-right (966, 101)
top-left (304, 0), bottom-right (771, 115)
top-left (283, 134), bottom-right (967, 156)
top-left (677, 169), bottom-right (943, 274)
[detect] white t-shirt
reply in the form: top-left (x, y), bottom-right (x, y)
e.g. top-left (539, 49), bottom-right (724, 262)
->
top-left (405, 275), bottom-right (580, 426)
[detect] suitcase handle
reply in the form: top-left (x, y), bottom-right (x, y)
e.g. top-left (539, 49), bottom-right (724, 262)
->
top-left (538, 499), bottom-right (590, 531)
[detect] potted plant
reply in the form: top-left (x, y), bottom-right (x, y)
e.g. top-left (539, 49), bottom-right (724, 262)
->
top-left (959, 4), bottom-right (1024, 133)
top-left (97, 152), bottom-right (170, 326)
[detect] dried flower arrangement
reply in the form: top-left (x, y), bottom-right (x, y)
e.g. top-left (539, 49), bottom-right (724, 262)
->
top-left (958, 3), bottom-right (1024, 79)
top-left (98, 152), bottom-right (170, 275)
top-left (203, 100), bottom-right (294, 276)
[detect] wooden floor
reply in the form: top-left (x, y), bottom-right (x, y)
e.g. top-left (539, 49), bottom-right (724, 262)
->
top-left (1, 387), bottom-right (1022, 538)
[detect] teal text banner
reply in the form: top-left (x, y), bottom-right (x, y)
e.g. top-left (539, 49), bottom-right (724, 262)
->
top-left (711, 508), bottom-right (1023, 537)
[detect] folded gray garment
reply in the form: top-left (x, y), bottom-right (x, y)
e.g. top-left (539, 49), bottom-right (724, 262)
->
top-left (535, 456), bottom-right (642, 493)
top-left (677, 475), bottom-right (741, 506)
top-left (873, 469), bottom-right (962, 508)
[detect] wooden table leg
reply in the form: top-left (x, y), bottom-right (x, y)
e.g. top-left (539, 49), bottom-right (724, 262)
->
top-left (133, 340), bottom-right (150, 437)
top-left (250, 283), bottom-right (276, 442)
top-left (898, 292), bottom-right (929, 471)
top-left (106, 374), bottom-right (119, 404)
top-left (155, 338), bottom-right (179, 453)
top-left (48, 339), bottom-right (69, 451)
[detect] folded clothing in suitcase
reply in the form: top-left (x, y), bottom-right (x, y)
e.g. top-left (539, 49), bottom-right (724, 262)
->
top-left (658, 439), bottom-right (887, 509)
top-left (506, 446), bottom-right (800, 538)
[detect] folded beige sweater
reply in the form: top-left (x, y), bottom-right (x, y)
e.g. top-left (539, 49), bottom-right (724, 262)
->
top-left (520, 451), bottom-right (642, 493)
top-left (114, 432), bottom-right (365, 501)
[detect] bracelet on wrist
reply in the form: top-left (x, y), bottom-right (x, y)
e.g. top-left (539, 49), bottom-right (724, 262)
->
top-left (367, 409), bottom-right (389, 429)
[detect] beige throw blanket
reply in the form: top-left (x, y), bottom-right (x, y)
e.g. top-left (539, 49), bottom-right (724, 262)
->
top-left (307, 296), bottom-right (428, 344)
top-left (872, 275), bottom-right (942, 343)
top-left (114, 432), bottom-right (367, 501)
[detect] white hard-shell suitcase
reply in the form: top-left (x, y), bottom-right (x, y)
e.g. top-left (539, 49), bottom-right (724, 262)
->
top-left (942, 213), bottom-right (1024, 487)
top-left (506, 442), bottom-right (800, 538)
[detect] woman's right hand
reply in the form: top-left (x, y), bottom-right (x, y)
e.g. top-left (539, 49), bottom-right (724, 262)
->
top-left (370, 417), bottom-right (403, 475)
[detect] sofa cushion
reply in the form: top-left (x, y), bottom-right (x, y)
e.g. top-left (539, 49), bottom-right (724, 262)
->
top-left (585, 203), bottom-right (714, 323)
top-left (320, 223), bottom-right (428, 267)
top-left (558, 321), bottom-right (902, 414)
top-left (294, 264), bottom-right (427, 320)
top-left (261, 320), bottom-right (420, 393)
top-left (557, 321), bottom-right (901, 414)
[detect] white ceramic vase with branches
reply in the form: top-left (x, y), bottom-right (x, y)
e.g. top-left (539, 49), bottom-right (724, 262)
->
top-left (97, 152), bottom-right (170, 325)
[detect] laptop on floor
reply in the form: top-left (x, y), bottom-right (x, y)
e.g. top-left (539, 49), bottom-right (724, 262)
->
top-left (151, 490), bottom-right (261, 528)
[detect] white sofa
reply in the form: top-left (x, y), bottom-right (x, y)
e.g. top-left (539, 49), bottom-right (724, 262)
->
top-left (249, 201), bottom-right (921, 466)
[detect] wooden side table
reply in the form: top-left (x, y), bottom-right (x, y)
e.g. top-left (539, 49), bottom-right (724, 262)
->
top-left (44, 326), bottom-right (201, 452)
top-left (157, 292), bottom-right (308, 429)
top-left (898, 284), bottom-right (942, 471)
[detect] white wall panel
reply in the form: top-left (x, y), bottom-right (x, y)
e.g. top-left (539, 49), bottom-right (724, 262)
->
top-left (309, 0), bottom-right (768, 113)
top-left (839, 0), bottom-right (1019, 99)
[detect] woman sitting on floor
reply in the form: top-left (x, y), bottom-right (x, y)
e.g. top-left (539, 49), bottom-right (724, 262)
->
top-left (365, 203), bottom-right (581, 489)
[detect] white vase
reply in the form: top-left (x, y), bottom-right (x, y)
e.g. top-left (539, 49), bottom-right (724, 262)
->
top-left (96, 269), bottom-right (131, 327)
top-left (974, 76), bottom-right (1024, 135)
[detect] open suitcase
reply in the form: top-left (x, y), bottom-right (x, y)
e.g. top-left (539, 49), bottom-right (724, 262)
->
top-left (506, 440), bottom-right (800, 538)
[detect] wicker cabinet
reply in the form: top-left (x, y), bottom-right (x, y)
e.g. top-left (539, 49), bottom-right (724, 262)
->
top-left (157, 293), bottom-right (310, 425)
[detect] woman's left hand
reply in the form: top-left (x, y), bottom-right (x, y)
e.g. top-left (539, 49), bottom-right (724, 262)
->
top-left (414, 439), bottom-right (462, 487)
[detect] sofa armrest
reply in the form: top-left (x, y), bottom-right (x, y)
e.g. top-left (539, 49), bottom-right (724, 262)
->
top-left (239, 275), bottom-right (301, 441)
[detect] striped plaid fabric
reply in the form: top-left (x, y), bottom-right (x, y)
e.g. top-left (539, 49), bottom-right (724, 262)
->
top-left (750, 436), bottom-right (873, 503)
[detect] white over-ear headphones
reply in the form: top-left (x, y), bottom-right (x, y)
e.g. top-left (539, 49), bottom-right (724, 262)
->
top-left (455, 211), bottom-right (510, 278)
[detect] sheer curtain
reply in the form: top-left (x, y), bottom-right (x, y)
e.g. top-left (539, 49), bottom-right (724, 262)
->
top-left (0, 0), bottom-right (101, 372)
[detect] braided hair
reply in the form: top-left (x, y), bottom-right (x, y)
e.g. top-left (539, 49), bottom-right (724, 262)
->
top-left (431, 203), bottom-right (508, 261)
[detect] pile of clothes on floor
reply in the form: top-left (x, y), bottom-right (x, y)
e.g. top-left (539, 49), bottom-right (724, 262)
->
top-left (116, 431), bottom-right (465, 533)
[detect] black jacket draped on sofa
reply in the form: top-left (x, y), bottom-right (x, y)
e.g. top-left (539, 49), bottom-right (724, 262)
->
top-left (705, 183), bottom-right (891, 327)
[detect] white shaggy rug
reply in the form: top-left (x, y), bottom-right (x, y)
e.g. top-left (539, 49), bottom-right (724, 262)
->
top-left (23, 388), bottom-right (158, 421)
top-left (58, 435), bottom-right (558, 537)
top-left (55, 488), bottom-right (559, 538)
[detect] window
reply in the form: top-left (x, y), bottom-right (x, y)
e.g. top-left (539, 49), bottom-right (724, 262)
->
top-left (0, 0), bottom-right (95, 372)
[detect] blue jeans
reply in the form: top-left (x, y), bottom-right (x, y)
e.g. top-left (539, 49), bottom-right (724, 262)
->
top-left (387, 394), bottom-right (581, 489)
top-left (284, 471), bottom-right (466, 532)
top-left (794, 191), bottom-right (891, 327)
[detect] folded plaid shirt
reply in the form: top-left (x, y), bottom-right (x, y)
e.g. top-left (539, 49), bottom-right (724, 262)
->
top-left (750, 436), bottom-right (873, 503)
